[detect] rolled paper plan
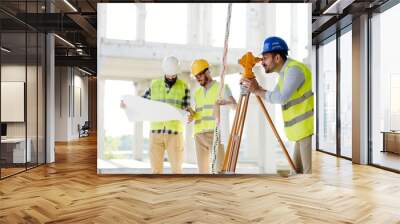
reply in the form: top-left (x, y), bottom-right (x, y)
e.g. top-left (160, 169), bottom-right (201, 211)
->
top-left (121, 95), bottom-right (188, 123)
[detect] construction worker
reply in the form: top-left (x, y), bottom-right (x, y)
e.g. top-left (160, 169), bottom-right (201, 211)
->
top-left (188, 59), bottom-right (237, 174)
top-left (241, 36), bottom-right (314, 174)
top-left (122, 56), bottom-right (190, 174)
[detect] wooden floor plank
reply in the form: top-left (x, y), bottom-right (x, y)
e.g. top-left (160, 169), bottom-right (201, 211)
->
top-left (0, 135), bottom-right (400, 223)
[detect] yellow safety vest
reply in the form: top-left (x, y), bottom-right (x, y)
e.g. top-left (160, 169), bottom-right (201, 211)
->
top-left (194, 81), bottom-right (220, 134)
top-left (278, 59), bottom-right (314, 141)
top-left (150, 79), bottom-right (187, 133)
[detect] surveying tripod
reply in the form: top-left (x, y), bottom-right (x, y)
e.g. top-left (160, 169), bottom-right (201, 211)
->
top-left (221, 52), bottom-right (298, 173)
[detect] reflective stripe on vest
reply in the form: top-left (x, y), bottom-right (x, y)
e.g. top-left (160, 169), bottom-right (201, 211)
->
top-left (278, 59), bottom-right (314, 141)
top-left (194, 81), bottom-right (219, 134)
top-left (150, 79), bottom-right (187, 133)
top-left (153, 99), bottom-right (184, 105)
top-left (195, 104), bottom-right (214, 112)
top-left (194, 115), bottom-right (215, 124)
top-left (284, 109), bottom-right (314, 127)
top-left (282, 91), bottom-right (313, 110)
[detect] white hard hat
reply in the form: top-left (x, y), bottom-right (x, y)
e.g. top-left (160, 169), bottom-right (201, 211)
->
top-left (162, 56), bottom-right (180, 75)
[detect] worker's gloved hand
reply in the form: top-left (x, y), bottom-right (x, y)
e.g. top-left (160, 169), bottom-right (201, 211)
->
top-left (120, 100), bottom-right (126, 108)
top-left (240, 78), bottom-right (260, 93)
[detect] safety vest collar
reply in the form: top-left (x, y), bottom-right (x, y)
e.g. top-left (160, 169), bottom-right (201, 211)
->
top-left (278, 58), bottom-right (291, 75)
top-left (201, 80), bottom-right (218, 96)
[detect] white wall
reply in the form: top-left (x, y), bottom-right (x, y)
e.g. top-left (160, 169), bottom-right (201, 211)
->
top-left (55, 67), bottom-right (89, 141)
top-left (72, 74), bottom-right (89, 138)
top-left (1, 65), bottom-right (38, 138)
top-left (1, 65), bottom-right (26, 140)
top-left (1, 66), bottom-right (26, 129)
top-left (55, 66), bottom-right (69, 141)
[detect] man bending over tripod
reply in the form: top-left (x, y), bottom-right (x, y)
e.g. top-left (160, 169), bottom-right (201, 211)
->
top-left (241, 36), bottom-right (314, 174)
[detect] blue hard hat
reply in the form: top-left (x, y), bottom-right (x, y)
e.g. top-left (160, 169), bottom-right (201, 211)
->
top-left (261, 36), bottom-right (289, 55)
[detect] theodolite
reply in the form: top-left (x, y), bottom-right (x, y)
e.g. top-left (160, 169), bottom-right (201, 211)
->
top-left (222, 52), bottom-right (298, 174)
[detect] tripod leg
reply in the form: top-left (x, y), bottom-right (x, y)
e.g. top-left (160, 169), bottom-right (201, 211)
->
top-left (230, 92), bottom-right (250, 172)
top-left (222, 92), bottom-right (250, 173)
top-left (228, 95), bottom-right (247, 171)
top-left (255, 96), bottom-right (298, 173)
top-left (222, 94), bottom-right (243, 171)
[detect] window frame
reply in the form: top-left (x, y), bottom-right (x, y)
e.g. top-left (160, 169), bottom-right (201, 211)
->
top-left (315, 25), bottom-right (353, 161)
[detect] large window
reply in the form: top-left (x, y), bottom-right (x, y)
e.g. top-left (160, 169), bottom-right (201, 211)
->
top-left (317, 37), bottom-right (337, 154)
top-left (103, 80), bottom-right (136, 160)
top-left (1, 32), bottom-right (28, 178)
top-left (105, 4), bottom-right (137, 40)
top-left (371, 3), bottom-right (400, 171)
top-left (0, 2), bottom-right (46, 179)
top-left (275, 4), bottom-right (292, 50)
top-left (211, 4), bottom-right (246, 48)
top-left (339, 29), bottom-right (352, 158)
top-left (275, 4), bottom-right (309, 61)
top-left (317, 30), bottom-right (353, 159)
top-left (145, 4), bottom-right (188, 44)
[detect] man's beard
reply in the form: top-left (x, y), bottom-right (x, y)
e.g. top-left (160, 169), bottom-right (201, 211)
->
top-left (264, 63), bottom-right (274, 73)
top-left (200, 76), bottom-right (209, 87)
top-left (164, 76), bottom-right (177, 88)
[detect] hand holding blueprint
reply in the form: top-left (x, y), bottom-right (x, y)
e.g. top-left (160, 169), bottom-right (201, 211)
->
top-left (121, 95), bottom-right (188, 122)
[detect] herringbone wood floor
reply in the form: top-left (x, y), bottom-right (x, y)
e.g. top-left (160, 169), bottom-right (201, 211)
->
top-left (1, 135), bottom-right (400, 224)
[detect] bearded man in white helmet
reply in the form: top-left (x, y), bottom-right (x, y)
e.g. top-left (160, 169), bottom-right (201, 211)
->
top-left (122, 56), bottom-right (190, 174)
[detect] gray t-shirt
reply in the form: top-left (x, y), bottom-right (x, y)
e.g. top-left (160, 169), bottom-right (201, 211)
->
top-left (264, 59), bottom-right (305, 104)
